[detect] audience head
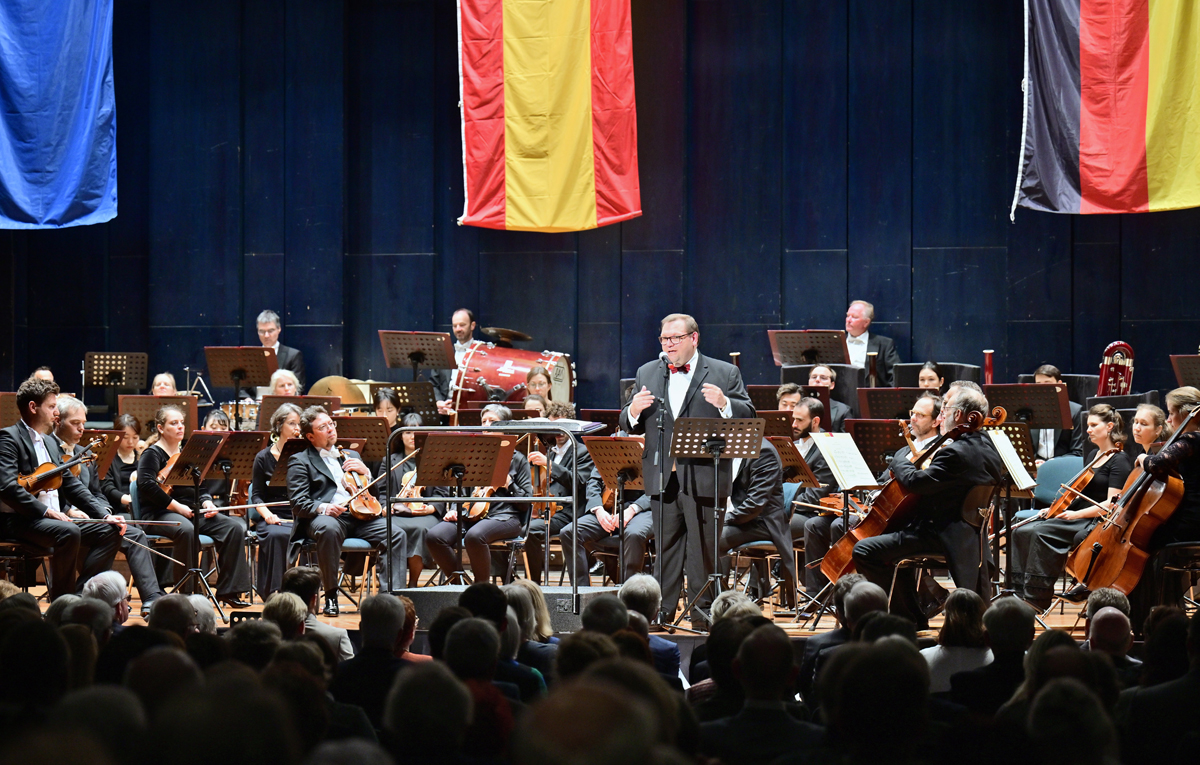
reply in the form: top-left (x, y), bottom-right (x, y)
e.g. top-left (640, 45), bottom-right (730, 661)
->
top-left (555, 630), bottom-right (619, 682)
top-left (503, 583), bottom-right (538, 642)
top-left (81, 571), bottom-right (129, 624)
top-left (280, 565), bottom-right (322, 614)
top-left (500, 607), bottom-right (522, 661)
top-left (831, 572), bottom-right (865, 621)
top-left (263, 592), bottom-right (308, 641)
top-left (710, 590), bottom-right (761, 623)
top-left (514, 678), bottom-right (656, 765)
top-left (1021, 630), bottom-right (1081, 700)
top-left (843, 580), bottom-right (888, 630)
top-left (52, 685), bottom-right (147, 762)
top-left (385, 661), bottom-right (474, 758)
top-left (510, 579), bottom-right (554, 641)
top-left (61, 598), bottom-right (116, 645)
top-left (458, 582), bottom-right (508, 631)
top-left (706, 616), bottom-right (759, 693)
top-left (185, 632), bottom-right (231, 670)
top-left (123, 646), bottom-right (203, 721)
top-left (1140, 607), bottom-right (1190, 686)
top-left (443, 617), bottom-right (501, 681)
top-left (1088, 606), bottom-right (1133, 657)
top-left (0, 620), bottom-right (70, 710)
top-left (225, 619), bottom-right (282, 671)
top-left (610, 629), bottom-right (653, 665)
top-left (186, 594), bottom-right (217, 635)
top-left (617, 573), bottom-right (662, 622)
top-left (734, 624), bottom-right (798, 701)
top-left (1085, 587), bottom-right (1130, 621)
top-left (582, 659), bottom-right (682, 747)
top-left (938, 588), bottom-right (987, 648)
top-left (857, 612), bottom-right (918, 645)
top-left (626, 611), bottom-right (651, 641)
top-left (827, 639), bottom-right (930, 762)
top-left (983, 597), bottom-right (1036, 654)
top-left (1027, 678), bottom-right (1118, 764)
top-left (428, 606), bottom-right (472, 661)
top-left (358, 594), bottom-right (407, 651)
top-left (93, 625), bottom-right (175, 685)
top-left (44, 593), bottom-right (82, 626)
top-left (148, 594), bottom-right (197, 638)
top-left (581, 594), bottom-right (629, 635)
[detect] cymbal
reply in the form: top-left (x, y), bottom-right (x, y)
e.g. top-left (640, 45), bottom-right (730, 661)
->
top-left (308, 375), bottom-right (367, 405)
top-left (482, 327), bottom-right (532, 343)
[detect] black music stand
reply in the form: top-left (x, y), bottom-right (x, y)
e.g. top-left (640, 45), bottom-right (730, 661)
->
top-left (981, 422), bottom-right (1037, 594)
top-left (256, 395), bottom-right (341, 431)
top-left (583, 437), bottom-right (645, 585)
top-left (412, 433), bottom-right (515, 585)
top-left (204, 347), bottom-right (279, 429)
top-left (84, 352), bottom-right (149, 418)
top-left (119, 395), bottom-right (199, 439)
top-left (669, 417), bottom-right (766, 630)
top-left (758, 411), bottom-right (793, 439)
top-left (372, 382), bottom-right (439, 421)
top-left (80, 430), bottom-right (123, 480)
top-left (163, 432), bottom-right (229, 619)
top-left (982, 384), bottom-right (1073, 430)
top-left (580, 409), bottom-right (623, 437)
top-left (268, 438), bottom-right (366, 488)
top-left (209, 430), bottom-right (269, 502)
top-left (768, 330), bottom-right (850, 367)
top-left (766, 436), bottom-right (821, 488)
top-left (378, 330), bottom-right (458, 385)
top-left (858, 388), bottom-right (928, 421)
top-left (844, 419), bottom-right (909, 477)
top-left (1170, 354), bottom-right (1200, 388)
top-left (332, 416), bottom-right (390, 463)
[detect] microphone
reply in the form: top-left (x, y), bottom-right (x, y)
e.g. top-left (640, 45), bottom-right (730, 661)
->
top-left (659, 352), bottom-right (670, 365)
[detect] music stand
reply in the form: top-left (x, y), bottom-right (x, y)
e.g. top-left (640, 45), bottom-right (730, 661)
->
top-left (80, 430), bottom-right (123, 480)
top-left (203, 347), bottom-right (279, 429)
top-left (768, 330), bottom-right (851, 367)
top-left (982, 421), bottom-right (1037, 593)
top-left (580, 410), bottom-right (623, 437)
top-left (982, 384), bottom-right (1073, 430)
top-left (372, 382), bottom-right (439, 421)
top-left (844, 419), bottom-right (909, 477)
top-left (162, 432), bottom-right (229, 619)
top-left (119, 395), bottom-right (199, 439)
top-left (332, 416), bottom-right (391, 463)
top-left (583, 437), bottom-right (645, 585)
top-left (766, 436), bottom-right (821, 487)
top-left (412, 433), bottom-right (516, 584)
top-left (0, 392), bottom-right (18, 429)
top-left (84, 352), bottom-right (149, 418)
top-left (268, 438), bottom-right (366, 488)
top-left (758, 411), bottom-right (793, 439)
top-left (859, 388), bottom-right (928, 421)
top-left (669, 417), bottom-right (765, 630)
top-left (208, 430), bottom-right (269, 501)
top-left (378, 330), bottom-right (457, 383)
top-left (1170, 354), bottom-right (1200, 388)
top-left (256, 395), bottom-right (341, 431)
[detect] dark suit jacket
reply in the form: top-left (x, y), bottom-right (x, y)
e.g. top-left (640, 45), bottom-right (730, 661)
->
top-left (1029, 400), bottom-right (1085, 458)
top-left (1119, 666), bottom-right (1200, 765)
top-left (329, 646), bottom-right (411, 730)
top-left (727, 441), bottom-right (798, 602)
top-left (949, 651), bottom-right (1026, 717)
top-left (0, 423), bottom-right (110, 519)
top-left (286, 445), bottom-right (367, 552)
top-left (620, 352), bottom-right (754, 497)
top-left (517, 639), bottom-right (557, 679)
top-left (889, 430), bottom-right (1004, 532)
top-left (828, 399), bottom-right (850, 433)
top-left (544, 440), bottom-right (602, 523)
top-left (866, 333), bottom-right (902, 388)
top-left (649, 634), bottom-right (681, 677)
top-left (429, 367), bottom-right (451, 402)
top-left (798, 626), bottom-right (850, 703)
top-left (276, 343), bottom-right (306, 391)
top-left (698, 705), bottom-right (824, 765)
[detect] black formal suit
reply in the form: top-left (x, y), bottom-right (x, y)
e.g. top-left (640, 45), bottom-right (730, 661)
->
top-left (1028, 400), bottom-right (1085, 458)
top-left (560, 491), bottom-right (654, 585)
top-left (698, 703), bottom-right (824, 765)
top-left (719, 441), bottom-right (797, 608)
top-left (620, 351), bottom-right (754, 620)
top-left (524, 439), bottom-right (602, 583)
top-left (286, 445), bottom-right (408, 593)
top-left (1119, 666), bottom-right (1200, 765)
top-left (797, 626), bottom-right (850, 704)
top-left (852, 429), bottom-right (1004, 626)
top-left (275, 343), bottom-right (306, 391)
top-left (329, 646), bottom-right (412, 730)
top-left (864, 332), bottom-right (902, 388)
top-left (0, 422), bottom-right (120, 599)
top-left (828, 399), bottom-right (850, 433)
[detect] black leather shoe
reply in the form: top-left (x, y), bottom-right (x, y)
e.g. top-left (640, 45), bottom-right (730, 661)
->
top-left (217, 595), bottom-right (251, 609)
top-left (323, 596), bottom-right (339, 617)
top-left (1062, 584), bottom-right (1090, 603)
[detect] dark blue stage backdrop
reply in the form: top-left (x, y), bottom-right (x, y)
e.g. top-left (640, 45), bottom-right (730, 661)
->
top-left (1, 1), bottom-right (1196, 407)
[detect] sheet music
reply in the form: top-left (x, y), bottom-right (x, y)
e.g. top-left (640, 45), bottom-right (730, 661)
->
top-left (810, 432), bottom-right (880, 491)
top-left (988, 430), bottom-right (1036, 491)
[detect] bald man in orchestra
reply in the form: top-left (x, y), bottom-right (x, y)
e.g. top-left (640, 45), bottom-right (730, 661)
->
top-left (621, 313), bottom-right (755, 623)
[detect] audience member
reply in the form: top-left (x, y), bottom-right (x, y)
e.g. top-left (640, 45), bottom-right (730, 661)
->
top-left (266, 641), bottom-right (376, 747)
top-left (396, 596), bottom-right (428, 663)
top-left (1029, 678), bottom-right (1119, 765)
top-left (0, 620), bottom-right (70, 715)
top-left (857, 612), bottom-right (918, 645)
top-left (52, 685), bottom-right (147, 763)
top-left (498, 606), bottom-right (547, 701)
top-left (186, 594), bottom-right (217, 635)
top-left (806, 580), bottom-right (889, 707)
top-left (581, 594), bottom-right (630, 635)
top-left (147, 594), bottom-right (197, 639)
top-left (797, 573), bottom-right (866, 702)
top-left (61, 598), bottom-right (116, 647)
top-left (59, 623), bottom-right (99, 689)
top-left (504, 583), bottom-right (557, 678)
top-left (513, 680), bottom-right (657, 765)
top-left (328, 594), bottom-right (410, 730)
top-left (185, 631), bottom-right (231, 670)
top-left (689, 616), bottom-right (760, 721)
top-left (950, 597), bottom-right (1036, 716)
top-left (443, 617), bottom-right (515, 760)
top-left (43, 593), bottom-right (81, 627)
top-left (1119, 609), bottom-right (1200, 765)
top-left (225, 619), bottom-right (282, 671)
top-left (383, 661), bottom-right (474, 765)
top-left (428, 606), bottom-right (472, 661)
top-left (618, 574), bottom-right (682, 677)
top-left (509, 578), bottom-right (557, 643)
top-left (94, 625), bottom-right (176, 685)
top-left (263, 592), bottom-right (308, 641)
top-left (921, 588), bottom-right (992, 693)
top-left (1088, 606), bottom-right (1142, 688)
top-left (458, 582), bottom-right (508, 628)
top-left (583, 659), bottom-right (694, 753)
top-left (610, 629), bottom-right (654, 665)
top-left (1135, 607), bottom-right (1190, 688)
top-left (123, 647), bottom-right (203, 722)
top-left (281, 566), bottom-right (354, 661)
top-left (554, 630), bottom-right (619, 682)
top-left (81, 571), bottom-right (130, 630)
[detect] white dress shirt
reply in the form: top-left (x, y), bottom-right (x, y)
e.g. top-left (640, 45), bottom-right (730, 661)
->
top-left (454, 340), bottom-right (472, 367)
top-left (23, 422), bottom-right (60, 514)
top-left (846, 331), bottom-right (869, 369)
top-left (319, 448), bottom-right (352, 513)
top-left (1036, 428), bottom-right (1056, 460)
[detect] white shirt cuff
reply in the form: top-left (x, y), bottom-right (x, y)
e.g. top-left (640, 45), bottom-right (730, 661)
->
top-left (719, 399), bottom-right (733, 418)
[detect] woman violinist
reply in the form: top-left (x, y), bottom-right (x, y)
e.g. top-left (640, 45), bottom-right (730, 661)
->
top-left (1009, 404), bottom-right (1132, 610)
top-left (248, 403), bottom-right (302, 598)
top-left (135, 404), bottom-right (253, 607)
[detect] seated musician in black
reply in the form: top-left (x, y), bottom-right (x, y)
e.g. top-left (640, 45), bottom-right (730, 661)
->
top-left (249, 402), bottom-right (302, 599)
top-left (136, 404), bottom-right (252, 608)
top-left (0, 378), bottom-right (121, 600)
top-left (523, 401), bottom-right (604, 583)
top-left (1010, 404), bottom-right (1131, 610)
top-left (286, 406), bottom-right (408, 616)
top-left (782, 398), bottom-right (838, 599)
top-left (55, 396), bottom-right (164, 614)
top-left (851, 384), bottom-right (1004, 628)
top-left (376, 413), bottom-right (442, 588)
top-left (257, 309), bottom-right (306, 391)
top-left (718, 439), bottom-right (798, 609)
top-left (425, 404), bottom-right (532, 583)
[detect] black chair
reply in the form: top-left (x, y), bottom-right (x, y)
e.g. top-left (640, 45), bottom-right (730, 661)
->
top-left (295, 537), bottom-right (379, 612)
top-left (0, 539), bottom-right (52, 597)
top-left (893, 362), bottom-right (981, 390)
top-left (781, 364), bottom-right (865, 416)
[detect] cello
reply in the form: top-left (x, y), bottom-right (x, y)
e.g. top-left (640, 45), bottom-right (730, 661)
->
top-left (1064, 406), bottom-right (1199, 594)
top-left (820, 408), bottom-right (991, 583)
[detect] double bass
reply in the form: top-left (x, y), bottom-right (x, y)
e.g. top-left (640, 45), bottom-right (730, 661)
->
top-left (1064, 406), bottom-right (1199, 594)
top-left (820, 408), bottom-right (992, 583)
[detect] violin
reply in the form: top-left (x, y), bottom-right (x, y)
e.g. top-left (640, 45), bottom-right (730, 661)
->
top-left (155, 452), bottom-right (181, 496)
top-left (821, 408), bottom-right (989, 583)
top-left (336, 445), bottom-right (385, 521)
top-left (1002, 448), bottom-right (1121, 537)
top-left (392, 470), bottom-right (436, 517)
top-left (19, 438), bottom-right (104, 494)
top-left (1065, 407), bottom-right (1198, 594)
top-left (529, 438), bottom-right (560, 521)
top-left (466, 486), bottom-right (496, 519)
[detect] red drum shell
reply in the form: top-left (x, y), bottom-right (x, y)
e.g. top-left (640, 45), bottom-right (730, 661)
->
top-left (452, 342), bottom-right (575, 403)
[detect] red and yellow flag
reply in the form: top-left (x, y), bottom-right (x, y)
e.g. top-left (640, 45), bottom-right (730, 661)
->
top-left (458, 0), bottom-right (641, 232)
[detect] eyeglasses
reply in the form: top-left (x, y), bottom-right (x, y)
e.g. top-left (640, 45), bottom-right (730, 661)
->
top-left (257, 327), bottom-right (279, 336)
top-left (658, 333), bottom-right (693, 347)
top-left (313, 421), bottom-right (337, 432)
top-left (908, 410), bottom-right (930, 418)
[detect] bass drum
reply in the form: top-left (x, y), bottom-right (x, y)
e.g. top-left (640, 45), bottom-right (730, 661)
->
top-left (452, 342), bottom-right (576, 405)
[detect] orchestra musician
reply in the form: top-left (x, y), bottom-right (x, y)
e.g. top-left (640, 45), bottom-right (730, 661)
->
top-left (257, 309), bottom-right (306, 391)
top-left (718, 438), bottom-right (797, 609)
top-left (522, 394), bottom-right (548, 417)
top-left (136, 404), bottom-right (253, 608)
top-left (376, 412), bottom-right (441, 589)
top-left (1127, 403), bottom-right (1168, 460)
top-left (286, 405), bottom-right (408, 615)
top-left (851, 384), bottom-right (1004, 628)
top-left (775, 382), bottom-right (802, 411)
top-left (31, 366), bottom-right (54, 382)
top-left (524, 366), bottom-right (553, 402)
top-left (621, 313), bottom-right (754, 622)
top-left (151, 372), bottom-right (178, 396)
top-left (268, 369), bottom-right (301, 397)
top-left (845, 300), bottom-right (901, 387)
top-left (431, 308), bottom-right (478, 408)
top-left (1030, 364), bottom-right (1085, 463)
top-left (917, 361), bottom-right (945, 393)
top-left (249, 402), bottom-right (302, 598)
top-left (807, 366), bottom-right (849, 433)
top-left (54, 397), bottom-right (165, 615)
top-left (522, 401), bottom-right (603, 583)
top-left (374, 387), bottom-right (402, 430)
top-left (558, 462), bottom-right (654, 587)
top-left (101, 414), bottom-right (143, 515)
top-left (785, 397), bottom-right (839, 596)
top-left (0, 377), bottom-right (121, 600)
top-left (1009, 404), bottom-right (1132, 610)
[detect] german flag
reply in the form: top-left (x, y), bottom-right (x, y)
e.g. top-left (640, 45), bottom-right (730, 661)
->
top-left (458, 0), bottom-right (642, 232)
top-left (1013, 0), bottom-right (1200, 215)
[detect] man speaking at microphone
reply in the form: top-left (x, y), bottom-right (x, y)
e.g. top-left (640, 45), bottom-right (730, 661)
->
top-left (621, 314), bottom-right (754, 623)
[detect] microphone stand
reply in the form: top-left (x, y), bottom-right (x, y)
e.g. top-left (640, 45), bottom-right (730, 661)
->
top-left (655, 354), bottom-right (670, 626)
